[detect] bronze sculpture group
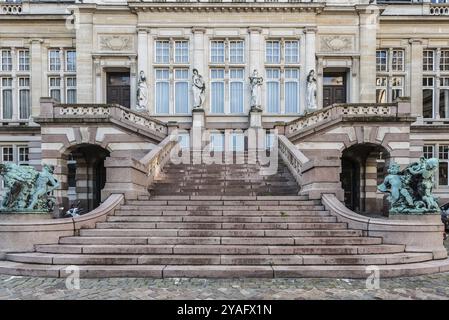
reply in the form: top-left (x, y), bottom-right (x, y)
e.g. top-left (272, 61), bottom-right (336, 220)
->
top-left (0, 163), bottom-right (60, 213)
top-left (378, 157), bottom-right (440, 214)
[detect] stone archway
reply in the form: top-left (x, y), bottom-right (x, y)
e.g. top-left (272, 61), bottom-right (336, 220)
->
top-left (340, 143), bottom-right (390, 216)
top-left (65, 144), bottom-right (110, 212)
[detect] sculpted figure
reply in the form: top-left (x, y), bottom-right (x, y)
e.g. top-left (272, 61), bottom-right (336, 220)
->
top-left (27, 164), bottom-right (60, 211)
top-left (136, 70), bottom-right (148, 111)
top-left (378, 158), bottom-right (441, 214)
top-left (0, 163), bottom-right (60, 212)
top-left (378, 162), bottom-right (413, 209)
top-left (306, 70), bottom-right (317, 111)
top-left (249, 69), bottom-right (263, 111)
top-left (192, 69), bottom-right (206, 109)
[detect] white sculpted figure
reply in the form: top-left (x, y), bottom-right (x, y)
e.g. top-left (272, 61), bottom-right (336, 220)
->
top-left (136, 70), bottom-right (148, 111)
top-left (306, 69), bottom-right (317, 111)
top-left (249, 69), bottom-right (263, 110)
top-left (192, 68), bottom-right (206, 109)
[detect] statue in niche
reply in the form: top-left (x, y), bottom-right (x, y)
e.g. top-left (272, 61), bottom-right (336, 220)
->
top-left (249, 69), bottom-right (263, 111)
top-left (192, 68), bottom-right (206, 109)
top-left (136, 70), bottom-right (148, 111)
top-left (378, 158), bottom-right (440, 214)
top-left (306, 69), bottom-right (317, 111)
top-left (0, 163), bottom-right (60, 213)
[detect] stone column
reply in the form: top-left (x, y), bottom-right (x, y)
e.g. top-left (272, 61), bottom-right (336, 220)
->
top-left (304, 28), bottom-right (317, 110)
top-left (30, 40), bottom-right (43, 118)
top-left (76, 12), bottom-right (94, 103)
top-left (358, 7), bottom-right (378, 103)
top-left (192, 27), bottom-right (206, 76)
top-left (409, 39), bottom-right (423, 118)
top-left (130, 57), bottom-right (137, 109)
top-left (137, 28), bottom-right (149, 111)
top-left (93, 57), bottom-right (102, 103)
top-left (248, 27), bottom-right (263, 76)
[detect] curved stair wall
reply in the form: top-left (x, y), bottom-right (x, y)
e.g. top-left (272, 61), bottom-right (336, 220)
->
top-left (322, 194), bottom-right (447, 260)
top-left (0, 194), bottom-right (124, 252)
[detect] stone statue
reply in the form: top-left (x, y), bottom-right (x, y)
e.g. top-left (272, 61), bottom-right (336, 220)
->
top-left (192, 68), bottom-right (205, 109)
top-left (378, 158), bottom-right (440, 214)
top-left (0, 163), bottom-right (60, 213)
top-left (306, 69), bottom-right (317, 111)
top-left (249, 69), bottom-right (263, 111)
top-left (136, 70), bottom-right (148, 111)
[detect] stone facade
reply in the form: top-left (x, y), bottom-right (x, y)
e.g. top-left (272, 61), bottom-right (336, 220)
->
top-left (1, 0), bottom-right (449, 208)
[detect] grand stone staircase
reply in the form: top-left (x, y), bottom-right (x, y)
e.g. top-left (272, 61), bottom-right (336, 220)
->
top-left (0, 154), bottom-right (445, 278)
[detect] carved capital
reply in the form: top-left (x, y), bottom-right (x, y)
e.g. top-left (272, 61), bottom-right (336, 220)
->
top-left (192, 27), bottom-right (206, 34)
top-left (303, 27), bottom-right (317, 35)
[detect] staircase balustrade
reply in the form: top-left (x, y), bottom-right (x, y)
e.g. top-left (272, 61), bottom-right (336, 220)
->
top-left (278, 134), bottom-right (309, 189)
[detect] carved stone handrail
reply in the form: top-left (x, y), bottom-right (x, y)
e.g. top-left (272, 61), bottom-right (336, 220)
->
top-left (286, 102), bottom-right (399, 140)
top-left (278, 134), bottom-right (309, 188)
top-left (36, 100), bottom-right (168, 142)
top-left (139, 134), bottom-right (178, 188)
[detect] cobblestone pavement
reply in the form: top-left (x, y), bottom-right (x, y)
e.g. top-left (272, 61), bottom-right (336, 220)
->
top-left (0, 239), bottom-right (448, 300)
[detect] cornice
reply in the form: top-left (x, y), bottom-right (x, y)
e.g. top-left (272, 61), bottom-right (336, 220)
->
top-left (128, 3), bottom-right (325, 14)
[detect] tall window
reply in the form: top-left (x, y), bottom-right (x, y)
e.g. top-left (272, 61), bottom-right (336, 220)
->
top-left (210, 41), bottom-right (225, 64)
top-left (66, 77), bottom-right (77, 104)
top-left (284, 41), bottom-right (299, 64)
top-left (229, 41), bottom-right (244, 64)
top-left (49, 49), bottom-right (61, 71)
top-left (1, 78), bottom-right (13, 119)
top-left (66, 50), bottom-right (76, 72)
top-left (155, 69), bottom-right (169, 114)
top-left (423, 144), bottom-right (449, 187)
top-left (174, 69), bottom-right (189, 114)
top-left (155, 41), bottom-right (170, 64)
top-left (18, 77), bottom-right (30, 120)
top-left (210, 69), bottom-right (225, 114)
top-left (376, 49), bottom-right (405, 103)
top-left (266, 68), bottom-right (280, 113)
top-left (174, 41), bottom-right (189, 64)
top-left (439, 145), bottom-right (449, 186)
top-left (376, 50), bottom-right (388, 72)
top-left (1, 50), bottom-right (12, 71)
top-left (2, 146), bottom-right (13, 162)
top-left (423, 50), bottom-right (434, 72)
top-left (230, 69), bottom-right (244, 113)
top-left (285, 68), bottom-right (299, 113)
top-left (49, 77), bottom-right (61, 102)
top-left (265, 39), bottom-right (300, 114)
top-left (18, 146), bottom-right (29, 165)
top-left (266, 41), bottom-right (280, 64)
top-left (209, 39), bottom-right (246, 114)
top-left (210, 132), bottom-right (224, 152)
top-left (229, 132), bottom-right (244, 152)
top-left (18, 50), bottom-right (29, 71)
top-left (422, 48), bottom-right (449, 119)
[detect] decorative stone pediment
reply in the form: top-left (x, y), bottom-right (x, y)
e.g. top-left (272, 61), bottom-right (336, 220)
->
top-left (99, 35), bottom-right (133, 51)
top-left (319, 35), bottom-right (354, 53)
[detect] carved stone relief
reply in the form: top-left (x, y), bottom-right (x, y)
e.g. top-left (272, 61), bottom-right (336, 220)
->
top-left (99, 35), bottom-right (133, 51)
top-left (319, 35), bottom-right (354, 53)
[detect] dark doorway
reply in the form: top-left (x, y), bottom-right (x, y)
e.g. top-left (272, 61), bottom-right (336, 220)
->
top-left (67, 144), bottom-right (110, 211)
top-left (340, 143), bottom-right (390, 216)
top-left (107, 72), bottom-right (130, 108)
top-left (323, 72), bottom-right (347, 107)
top-left (341, 158), bottom-right (360, 212)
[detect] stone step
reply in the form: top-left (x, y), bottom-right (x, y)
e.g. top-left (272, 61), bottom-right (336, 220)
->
top-left (2, 258), bottom-right (449, 278)
top-left (114, 210), bottom-right (331, 217)
top-left (79, 228), bottom-right (364, 238)
top-left (33, 244), bottom-right (404, 255)
top-left (124, 200), bottom-right (320, 206)
top-left (148, 195), bottom-right (309, 201)
top-left (95, 222), bottom-right (348, 230)
top-left (59, 236), bottom-right (382, 246)
top-left (118, 205), bottom-right (326, 211)
top-left (107, 216), bottom-right (337, 223)
top-left (5, 250), bottom-right (427, 267)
